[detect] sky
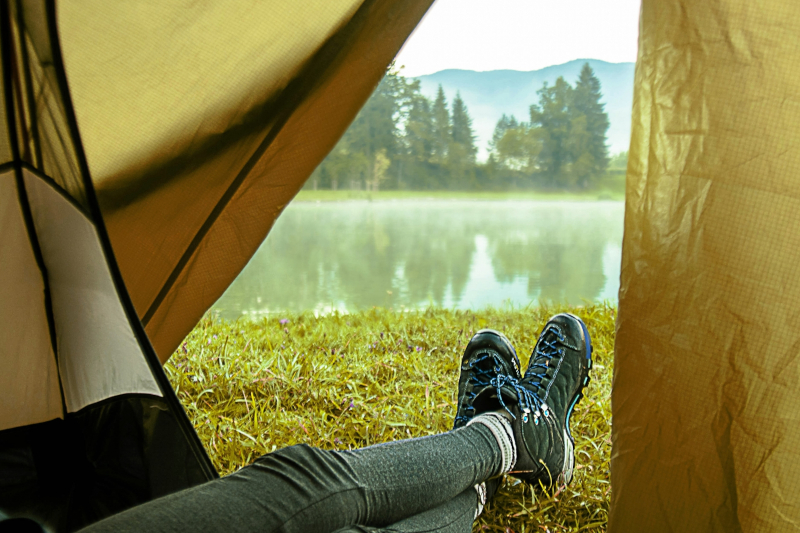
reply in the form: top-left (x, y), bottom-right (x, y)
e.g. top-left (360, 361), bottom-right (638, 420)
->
top-left (394, 0), bottom-right (641, 77)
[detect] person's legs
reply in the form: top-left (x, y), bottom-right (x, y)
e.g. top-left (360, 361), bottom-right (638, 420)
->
top-left (78, 328), bottom-right (531, 533)
top-left (78, 422), bottom-right (507, 533)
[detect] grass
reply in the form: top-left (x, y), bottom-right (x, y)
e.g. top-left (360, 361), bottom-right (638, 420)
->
top-left (165, 304), bottom-right (615, 532)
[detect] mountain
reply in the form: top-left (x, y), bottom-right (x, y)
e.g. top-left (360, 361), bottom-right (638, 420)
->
top-left (414, 59), bottom-right (635, 160)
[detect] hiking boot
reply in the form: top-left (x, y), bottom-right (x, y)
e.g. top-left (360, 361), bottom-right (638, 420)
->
top-left (453, 329), bottom-right (522, 429)
top-left (509, 313), bottom-right (592, 489)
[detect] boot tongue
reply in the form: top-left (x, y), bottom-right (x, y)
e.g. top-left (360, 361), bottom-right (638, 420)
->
top-left (473, 374), bottom-right (520, 417)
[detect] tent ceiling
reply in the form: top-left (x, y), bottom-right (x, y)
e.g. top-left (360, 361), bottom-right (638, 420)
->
top-left (0, 1), bottom-right (432, 526)
top-left (58, 1), bottom-right (364, 183)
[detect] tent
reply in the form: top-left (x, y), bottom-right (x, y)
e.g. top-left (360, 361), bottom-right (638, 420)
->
top-left (612, 1), bottom-right (800, 530)
top-left (1, 0), bottom-right (799, 531)
top-left (0, 0), bottom-right (432, 530)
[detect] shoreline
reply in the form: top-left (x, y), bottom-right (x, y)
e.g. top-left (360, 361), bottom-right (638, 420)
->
top-left (293, 189), bottom-right (625, 203)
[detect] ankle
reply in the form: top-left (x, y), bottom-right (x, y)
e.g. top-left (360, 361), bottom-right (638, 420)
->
top-left (467, 411), bottom-right (517, 475)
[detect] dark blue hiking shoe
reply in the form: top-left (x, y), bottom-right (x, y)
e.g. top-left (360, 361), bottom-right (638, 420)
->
top-left (453, 329), bottom-right (522, 429)
top-left (509, 313), bottom-right (592, 489)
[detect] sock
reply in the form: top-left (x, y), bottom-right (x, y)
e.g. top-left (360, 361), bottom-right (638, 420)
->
top-left (467, 411), bottom-right (517, 475)
top-left (474, 481), bottom-right (487, 520)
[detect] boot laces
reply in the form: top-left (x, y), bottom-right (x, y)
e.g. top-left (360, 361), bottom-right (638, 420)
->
top-left (460, 336), bottom-right (560, 422)
top-left (516, 324), bottom-right (568, 415)
top-left (454, 350), bottom-right (512, 426)
top-left (456, 326), bottom-right (568, 423)
top-left (525, 325), bottom-right (565, 381)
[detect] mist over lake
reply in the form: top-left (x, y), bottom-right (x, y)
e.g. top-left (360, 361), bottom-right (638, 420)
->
top-left (211, 199), bottom-right (623, 318)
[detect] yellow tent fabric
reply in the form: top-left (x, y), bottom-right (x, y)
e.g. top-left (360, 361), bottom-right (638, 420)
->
top-left (0, 2), bottom-right (217, 527)
top-left (612, 0), bottom-right (800, 530)
top-left (58, 0), bottom-right (434, 362)
top-left (0, 2), bottom-right (432, 529)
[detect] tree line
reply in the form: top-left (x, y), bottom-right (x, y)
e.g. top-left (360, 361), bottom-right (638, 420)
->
top-left (306, 62), bottom-right (612, 191)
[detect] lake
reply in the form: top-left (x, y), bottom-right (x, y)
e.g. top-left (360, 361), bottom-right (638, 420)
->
top-left (211, 199), bottom-right (624, 319)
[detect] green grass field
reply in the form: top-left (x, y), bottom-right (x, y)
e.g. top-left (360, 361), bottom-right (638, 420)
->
top-left (166, 304), bottom-right (615, 532)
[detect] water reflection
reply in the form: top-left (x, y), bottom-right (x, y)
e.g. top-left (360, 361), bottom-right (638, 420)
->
top-left (212, 200), bottom-right (624, 318)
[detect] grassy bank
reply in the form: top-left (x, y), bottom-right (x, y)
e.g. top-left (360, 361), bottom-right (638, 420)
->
top-left (295, 189), bottom-right (624, 203)
top-left (295, 170), bottom-right (626, 203)
top-left (166, 305), bottom-right (615, 532)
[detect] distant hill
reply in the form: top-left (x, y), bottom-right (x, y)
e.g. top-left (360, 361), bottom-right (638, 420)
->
top-left (414, 59), bottom-right (635, 160)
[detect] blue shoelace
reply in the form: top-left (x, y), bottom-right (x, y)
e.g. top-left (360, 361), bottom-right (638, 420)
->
top-left (457, 351), bottom-right (541, 423)
top-left (457, 326), bottom-right (566, 425)
top-left (494, 325), bottom-right (566, 421)
top-left (519, 325), bottom-right (567, 415)
top-left (454, 351), bottom-right (513, 426)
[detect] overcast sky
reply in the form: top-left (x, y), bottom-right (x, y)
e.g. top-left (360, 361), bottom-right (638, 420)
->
top-left (394, 0), bottom-right (641, 77)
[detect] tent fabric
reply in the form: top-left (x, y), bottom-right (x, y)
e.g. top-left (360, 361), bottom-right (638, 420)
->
top-left (24, 169), bottom-right (161, 413)
top-left (1, 1), bottom-right (217, 528)
top-left (1, 0), bottom-right (433, 529)
top-left (9, 0), bottom-right (800, 530)
top-left (611, 0), bottom-right (800, 530)
top-left (9, 0), bottom-right (85, 209)
top-left (57, 0), bottom-right (435, 361)
top-left (0, 169), bottom-right (61, 430)
top-left (0, 0), bottom-right (167, 433)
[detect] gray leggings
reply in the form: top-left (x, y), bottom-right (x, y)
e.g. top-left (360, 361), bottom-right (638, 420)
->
top-left (78, 424), bottom-right (503, 533)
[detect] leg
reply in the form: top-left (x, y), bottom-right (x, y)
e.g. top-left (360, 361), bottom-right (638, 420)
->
top-left (332, 477), bottom-right (502, 533)
top-left (331, 488), bottom-right (478, 533)
top-left (78, 423), bottom-right (504, 533)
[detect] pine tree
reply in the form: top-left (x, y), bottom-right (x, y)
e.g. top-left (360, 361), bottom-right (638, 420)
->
top-left (489, 114), bottom-right (518, 157)
top-left (530, 77), bottom-right (572, 187)
top-left (450, 92), bottom-right (477, 163)
top-left (402, 84), bottom-right (435, 189)
top-left (447, 92), bottom-right (477, 188)
top-left (431, 85), bottom-right (450, 165)
top-left (570, 63), bottom-right (610, 187)
top-left (348, 71), bottom-right (403, 189)
top-left (404, 91), bottom-right (434, 164)
top-left (311, 68), bottom-right (404, 190)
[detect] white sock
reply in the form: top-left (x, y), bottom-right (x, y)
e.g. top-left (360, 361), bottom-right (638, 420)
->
top-left (467, 412), bottom-right (517, 474)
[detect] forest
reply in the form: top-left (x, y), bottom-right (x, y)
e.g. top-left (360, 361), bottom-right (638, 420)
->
top-left (306, 62), bottom-right (621, 191)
